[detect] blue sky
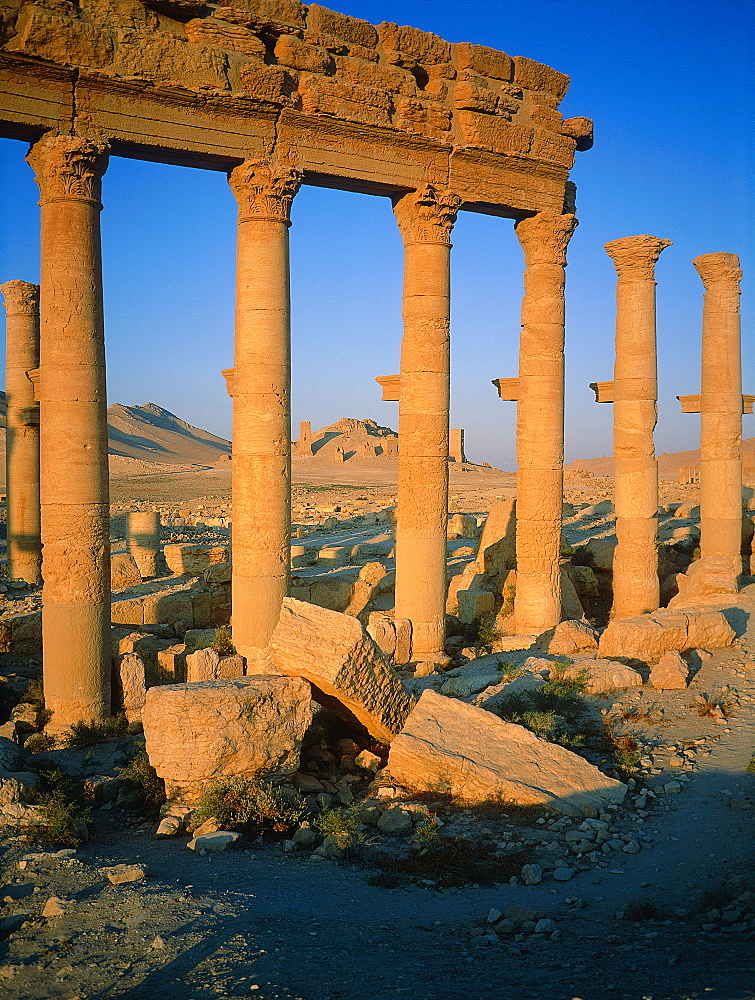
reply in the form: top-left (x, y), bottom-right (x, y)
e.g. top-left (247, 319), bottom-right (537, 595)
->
top-left (1, 0), bottom-right (753, 469)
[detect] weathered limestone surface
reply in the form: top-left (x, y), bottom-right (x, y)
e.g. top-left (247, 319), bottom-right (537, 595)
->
top-left (143, 675), bottom-right (313, 803)
top-left (270, 598), bottom-right (414, 742)
top-left (0, 6), bottom-right (589, 213)
top-left (693, 252), bottom-right (744, 588)
top-left (604, 235), bottom-right (671, 619)
top-left (228, 158), bottom-right (301, 660)
top-left (27, 134), bottom-right (111, 731)
top-left (513, 212), bottom-right (578, 634)
top-left (0, 279), bottom-right (41, 585)
top-left (110, 552), bottom-right (142, 590)
top-left (392, 184), bottom-right (459, 665)
top-left (388, 690), bottom-right (626, 815)
top-left (598, 607), bottom-right (735, 662)
top-left (650, 650), bottom-right (689, 690)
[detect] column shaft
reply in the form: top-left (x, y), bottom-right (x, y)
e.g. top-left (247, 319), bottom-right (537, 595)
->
top-left (127, 510), bottom-right (160, 578)
top-left (228, 159), bottom-right (301, 659)
top-left (695, 252), bottom-right (743, 571)
top-left (393, 185), bottom-right (460, 663)
top-left (606, 235), bottom-right (671, 618)
top-left (1, 280), bottom-right (41, 584)
top-left (27, 134), bottom-right (111, 729)
top-left (513, 212), bottom-right (577, 634)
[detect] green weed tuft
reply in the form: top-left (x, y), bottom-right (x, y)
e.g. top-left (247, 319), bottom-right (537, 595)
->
top-left (211, 627), bottom-right (235, 655)
top-left (116, 749), bottom-right (165, 808)
top-left (191, 776), bottom-right (306, 836)
top-left (26, 769), bottom-right (89, 848)
top-left (313, 803), bottom-right (364, 848)
top-left (64, 715), bottom-right (129, 747)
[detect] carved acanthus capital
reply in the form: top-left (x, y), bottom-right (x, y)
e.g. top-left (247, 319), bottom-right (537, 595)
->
top-left (0, 280), bottom-right (39, 316)
top-left (515, 211), bottom-right (578, 267)
top-left (26, 134), bottom-right (109, 205)
top-left (605, 234), bottom-right (672, 280)
top-left (392, 185), bottom-right (461, 245)
top-left (228, 158), bottom-right (302, 224)
top-left (693, 252), bottom-right (742, 290)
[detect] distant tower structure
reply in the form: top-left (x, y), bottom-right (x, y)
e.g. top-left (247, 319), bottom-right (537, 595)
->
top-left (298, 420), bottom-right (313, 456)
top-left (449, 428), bottom-right (466, 463)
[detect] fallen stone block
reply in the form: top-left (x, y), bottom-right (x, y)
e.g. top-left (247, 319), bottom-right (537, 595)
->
top-left (670, 554), bottom-right (739, 604)
top-left (457, 588), bottom-right (495, 624)
top-left (650, 650), bottom-right (689, 689)
top-left (387, 690), bottom-right (626, 815)
top-left (111, 552), bottom-right (142, 589)
top-left (598, 607), bottom-right (734, 662)
top-left (539, 620), bottom-right (598, 656)
top-left (270, 598), bottom-right (414, 742)
top-left (568, 658), bottom-right (643, 693)
top-left (188, 831), bottom-right (241, 852)
top-left (143, 676), bottom-right (313, 803)
top-left (102, 864), bottom-right (146, 885)
top-left (113, 653), bottom-right (146, 722)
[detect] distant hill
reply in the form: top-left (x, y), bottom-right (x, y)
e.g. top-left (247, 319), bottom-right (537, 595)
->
top-left (107, 402), bottom-right (230, 466)
top-left (0, 395), bottom-right (231, 475)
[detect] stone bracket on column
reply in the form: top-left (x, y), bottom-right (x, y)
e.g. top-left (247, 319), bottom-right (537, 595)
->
top-left (589, 380), bottom-right (615, 403)
top-left (376, 375), bottom-right (400, 401)
top-left (28, 367), bottom-right (40, 403)
top-left (492, 377), bottom-right (519, 400)
top-left (222, 368), bottom-right (234, 398)
top-left (677, 393), bottom-right (754, 414)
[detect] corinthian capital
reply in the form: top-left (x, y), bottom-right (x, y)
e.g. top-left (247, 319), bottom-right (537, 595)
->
top-left (228, 158), bottom-right (302, 224)
top-left (392, 185), bottom-right (461, 245)
top-left (693, 252), bottom-right (742, 290)
top-left (515, 211), bottom-right (578, 267)
top-left (605, 234), bottom-right (672, 280)
top-left (26, 134), bottom-right (109, 205)
top-left (0, 280), bottom-right (39, 316)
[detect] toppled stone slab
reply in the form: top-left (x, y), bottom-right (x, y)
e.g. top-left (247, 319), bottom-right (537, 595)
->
top-left (188, 831), bottom-right (241, 852)
top-left (270, 598), bottom-right (414, 742)
top-left (568, 658), bottom-right (643, 693)
top-left (670, 554), bottom-right (739, 604)
top-left (143, 675), bottom-right (313, 803)
top-left (387, 690), bottom-right (626, 815)
top-left (598, 607), bottom-right (735, 662)
top-left (538, 620), bottom-right (598, 656)
top-left (101, 864), bottom-right (146, 885)
top-left (650, 650), bottom-right (689, 689)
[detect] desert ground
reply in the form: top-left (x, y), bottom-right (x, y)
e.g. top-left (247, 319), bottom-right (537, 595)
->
top-left (0, 454), bottom-right (752, 1000)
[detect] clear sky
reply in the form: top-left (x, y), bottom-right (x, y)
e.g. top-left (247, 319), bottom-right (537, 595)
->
top-left (1, 0), bottom-right (753, 470)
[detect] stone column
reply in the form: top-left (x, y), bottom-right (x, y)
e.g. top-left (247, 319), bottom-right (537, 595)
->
top-left (392, 184), bottom-right (460, 665)
top-left (605, 235), bottom-right (671, 618)
top-left (513, 211), bottom-right (577, 634)
top-left (228, 158), bottom-right (301, 660)
top-left (127, 510), bottom-right (160, 578)
top-left (695, 252), bottom-right (743, 576)
top-left (0, 280), bottom-right (41, 584)
top-left (27, 134), bottom-right (111, 728)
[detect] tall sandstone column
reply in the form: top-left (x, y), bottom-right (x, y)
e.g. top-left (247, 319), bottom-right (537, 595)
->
top-left (695, 252), bottom-right (743, 577)
top-left (1, 280), bottom-right (42, 584)
top-left (27, 134), bottom-right (111, 728)
top-left (392, 184), bottom-right (460, 664)
top-left (605, 235), bottom-right (671, 618)
top-left (228, 158), bottom-right (301, 660)
top-left (513, 212), bottom-right (577, 634)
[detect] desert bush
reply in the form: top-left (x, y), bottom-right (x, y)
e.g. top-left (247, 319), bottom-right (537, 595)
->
top-left (26, 769), bottom-right (89, 848)
top-left (191, 776), bottom-right (306, 835)
top-left (211, 627), bottom-right (235, 655)
top-left (24, 733), bottom-right (56, 753)
top-left (64, 714), bottom-right (129, 747)
top-left (313, 803), bottom-right (364, 848)
top-left (117, 749), bottom-right (165, 808)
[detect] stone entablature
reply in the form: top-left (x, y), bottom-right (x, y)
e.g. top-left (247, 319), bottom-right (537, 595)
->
top-left (0, 1), bottom-right (592, 214)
